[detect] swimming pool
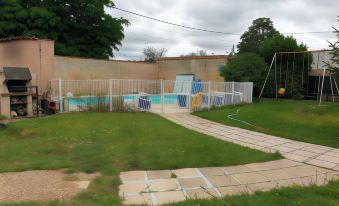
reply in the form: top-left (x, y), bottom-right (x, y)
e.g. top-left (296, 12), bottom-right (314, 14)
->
top-left (67, 94), bottom-right (181, 105)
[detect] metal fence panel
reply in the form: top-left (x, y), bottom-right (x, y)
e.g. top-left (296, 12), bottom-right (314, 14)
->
top-left (49, 79), bottom-right (253, 113)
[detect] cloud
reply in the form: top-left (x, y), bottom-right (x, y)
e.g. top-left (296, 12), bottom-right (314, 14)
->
top-left (108, 0), bottom-right (338, 60)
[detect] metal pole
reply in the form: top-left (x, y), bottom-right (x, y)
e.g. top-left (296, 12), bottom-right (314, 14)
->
top-left (231, 81), bottom-right (235, 104)
top-left (329, 76), bottom-right (335, 103)
top-left (58, 78), bottom-right (63, 113)
top-left (259, 53), bottom-right (277, 98)
top-left (161, 79), bottom-right (164, 113)
top-left (109, 79), bottom-right (113, 112)
top-left (208, 81), bottom-right (211, 110)
top-left (188, 80), bottom-right (192, 112)
top-left (319, 66), bottom-right (326, 106)
top-left (275, 55), bottom-right (277, 99)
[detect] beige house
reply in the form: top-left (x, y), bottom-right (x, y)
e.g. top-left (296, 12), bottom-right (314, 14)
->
top-left (0, 37), bottom-right (228, 117)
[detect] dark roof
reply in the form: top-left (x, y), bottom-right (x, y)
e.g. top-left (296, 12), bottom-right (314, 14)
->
top-left (3, 67), bottom-right (32, 82)
top-left (0, 36), bottom-right (39, 42)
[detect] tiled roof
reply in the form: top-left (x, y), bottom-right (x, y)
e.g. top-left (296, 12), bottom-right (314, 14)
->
top-left (0, 36), bottom-right (39, 42)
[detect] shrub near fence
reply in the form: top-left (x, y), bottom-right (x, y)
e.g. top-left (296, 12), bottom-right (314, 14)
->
top-left (49, 79), bottom-right (253, 113)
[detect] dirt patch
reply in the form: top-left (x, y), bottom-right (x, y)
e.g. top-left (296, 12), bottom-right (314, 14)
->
top-left (0, 170), bottom-right (100, 203)
top-left (19, 129), bottom-right (34, 137)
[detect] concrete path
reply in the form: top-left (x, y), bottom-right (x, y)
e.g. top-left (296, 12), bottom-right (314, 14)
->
top-left (119, 159), bottom-right (339, 205)
top-left (119, 113), bottom-right (339, 205)
top-left (161, 113), bottom-right (339, 171)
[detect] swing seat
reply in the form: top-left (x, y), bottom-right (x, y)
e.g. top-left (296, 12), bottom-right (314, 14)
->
top-left (278, 88), bottom-right (286, 95)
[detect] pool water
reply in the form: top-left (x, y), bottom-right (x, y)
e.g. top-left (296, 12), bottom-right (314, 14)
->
top-left (68, 94), bottom-right (180, 105)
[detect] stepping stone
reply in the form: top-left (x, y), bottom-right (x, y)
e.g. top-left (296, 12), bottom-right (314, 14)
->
top-left (199, 167), bottom-right (225, 176)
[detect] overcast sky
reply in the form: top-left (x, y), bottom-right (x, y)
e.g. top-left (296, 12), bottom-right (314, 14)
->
top-left (107, 0), bottom-right (338, 60)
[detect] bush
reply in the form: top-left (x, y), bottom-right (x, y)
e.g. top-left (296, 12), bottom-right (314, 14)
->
top-left (222, 53), bottom-right (268, 97)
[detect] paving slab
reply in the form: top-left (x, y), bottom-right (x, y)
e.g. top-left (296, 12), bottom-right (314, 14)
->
top-left (206, 175), bottom-right (240, 187)
top-left (173, 168), bottom-right (199, 178)
top-left (122, 193), bottom-right (152, 205)
top-left (149, 179), bottom-right (178, 192)
top-left (186, 188), bottom-right (219, 199)
top-left (147, 170), bottom-right (172, 180)
top-left (259, 169), bottom-right (297, 180)
top-left (199, 167), bottom-right (225, 176)
top-left (217, 185), bottom-right (248, 196)
top-left (120, 171), bottom-right (145, 182)
top-left (232, 173), bottom-right (269, 184)
top-left (247, 182), bottom-right (277, 192)
top-left (178, 177), bottom-right (207, 189)
top-left (154, 191), bottom-right (186, 205)
top-left (222, 165), bottom-right (253, 174)
top-left (119, 182), bottom-right (148, 197)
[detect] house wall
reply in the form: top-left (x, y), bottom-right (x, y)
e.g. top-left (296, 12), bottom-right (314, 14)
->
top-left (157, 57), bottom-right (226, 81)
top-left (0, 39), bottom-right (227, 95)
top-left (0, 39), bottom-right (54, 94)
top-left (53, 56), bottom-right (158, 80)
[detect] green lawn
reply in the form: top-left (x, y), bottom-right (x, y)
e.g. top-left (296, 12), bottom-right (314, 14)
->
top-left (194, 99), bottom-right (339, 148)
top-left (0, 112), bottom-right (280, 206)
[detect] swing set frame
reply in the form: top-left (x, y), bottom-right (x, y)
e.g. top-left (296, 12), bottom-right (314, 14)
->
top-left (259, 50), bottom-right (339, 106)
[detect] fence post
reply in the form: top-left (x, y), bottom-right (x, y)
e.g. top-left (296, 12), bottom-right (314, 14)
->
top-left (231, 81), bottom-right (235, 104)
top-left (109, 79), bottom-right (113, 112)
top-left (161, 79), bottom-right (164, 113)
top-left (208, 81), bottom-right (211, 110)
top-left (188, 80), bottom-right (192, 113)
top-left (58, 78), bottom-right (63, 113)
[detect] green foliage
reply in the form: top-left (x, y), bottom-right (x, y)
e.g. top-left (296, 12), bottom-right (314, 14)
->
top-left (222, 53), bottom-right (268, 96)
top-left (259, 35), bottom-right (311, 98)
top-left (326, 21), bottom-right (339, 83)
top-left (194, 99), bottom-right (339, 147)
top-left (0, 0), bottom-right (129, 59)
top-left (237, 17), bottom-right (280, 54)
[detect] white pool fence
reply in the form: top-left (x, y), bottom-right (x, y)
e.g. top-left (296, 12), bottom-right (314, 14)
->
top-left (49, 79), bottom-right (253, 113)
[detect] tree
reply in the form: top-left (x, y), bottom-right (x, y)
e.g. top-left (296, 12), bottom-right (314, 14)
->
top-left (221, 53), bottom-right (268, 96)
top-left (259, 34), bottom-right (308, 63)
top-left (259, 35), bottom-right (312, 98)
top-left (0, 0), bottom-right (129, 59)
top-left (142, 47), bottom-right (167, 62)
top-left (181, 50), bottom-right (208, 57)
top-left (237, 17), bottom-right (280, 54)
top-left (326, 23), bottom-right (339, 83)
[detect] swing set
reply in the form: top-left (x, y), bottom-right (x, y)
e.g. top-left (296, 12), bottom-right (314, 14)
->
top-left (259, 50), bottom-right (339, 105)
